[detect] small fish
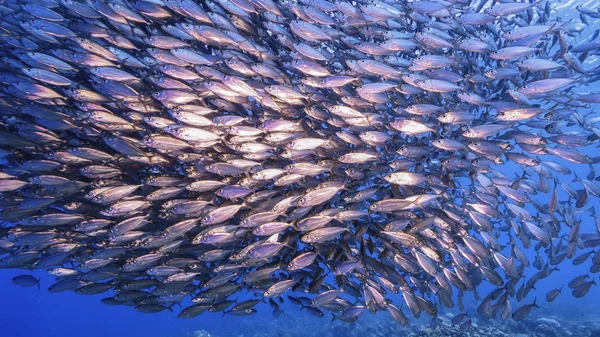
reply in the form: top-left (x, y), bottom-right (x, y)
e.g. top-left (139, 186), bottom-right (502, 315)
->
top-left (545, 287), bottom-right (562, 302)
top-left (512, 298), bottom-right (539, 321)
top-left (12, 275), bottom-right (41, 289)
top-left (573, 280), bottom-right (596, 298)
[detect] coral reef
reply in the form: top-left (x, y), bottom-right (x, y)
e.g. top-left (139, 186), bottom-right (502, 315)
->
top-left (190, 330), bottom-right (212, 337)
top-left (193, 309), bottom-right (600, 337)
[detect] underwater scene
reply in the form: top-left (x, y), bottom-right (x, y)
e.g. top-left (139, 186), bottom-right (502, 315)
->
top-left (1, 0), bottom-right (600, 336)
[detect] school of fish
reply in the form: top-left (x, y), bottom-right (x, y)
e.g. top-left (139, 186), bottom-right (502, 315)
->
top-left (1, 0), bottom-right (600, 326)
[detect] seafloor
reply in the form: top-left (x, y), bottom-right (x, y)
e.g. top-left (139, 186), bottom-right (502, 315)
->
top-left (185, 307), bottom-right (600, 337)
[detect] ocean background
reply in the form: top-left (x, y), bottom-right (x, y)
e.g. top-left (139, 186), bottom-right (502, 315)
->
top-left (2, 237), bottom-right (600, 337)
top-left (2, 0), bottom-right (600, 336)
top-left (1, 264), bottom-right (599, 337)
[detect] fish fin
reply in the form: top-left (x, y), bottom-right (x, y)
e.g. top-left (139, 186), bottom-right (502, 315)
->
top-left (532, 297), bottom-right (539, 308)
top-left (330, 313), bottom-right (337, 322)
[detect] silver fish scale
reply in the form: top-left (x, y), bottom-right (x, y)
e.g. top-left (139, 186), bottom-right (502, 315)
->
top-left (0, 0), bottom-right (599, 324)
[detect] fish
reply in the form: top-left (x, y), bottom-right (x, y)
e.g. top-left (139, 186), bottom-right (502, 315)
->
top-left (0, 0), bottom-right (598, 326)
top-left (546, 287), bottom-right (562, 302)
top-left (572, 280), bottom-right (596, 298)
top-left (12, 275), bottom-right (41, 289)
top-left (512, 298), bottom-right (540, 321)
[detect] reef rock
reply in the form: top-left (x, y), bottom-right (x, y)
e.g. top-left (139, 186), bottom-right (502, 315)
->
top-left (535, 318), bottom-right (561, 329)
top-left (191, 330), bottom-right (212, 337)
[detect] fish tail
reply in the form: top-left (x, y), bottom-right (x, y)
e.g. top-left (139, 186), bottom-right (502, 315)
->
top-left (534, 0), bottom-right (547, 10)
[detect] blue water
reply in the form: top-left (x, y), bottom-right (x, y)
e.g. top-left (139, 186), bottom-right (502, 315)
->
top-left (2, 0), bottom-right (600, 336)
top-left (1, 264), bottom-right (600, 337)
